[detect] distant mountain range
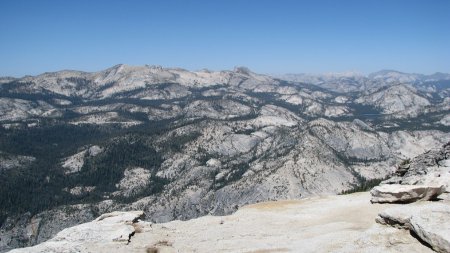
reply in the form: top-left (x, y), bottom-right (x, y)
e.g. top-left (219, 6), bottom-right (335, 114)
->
top-left (1, 65), bottom-right (449, 252)
top-left (279, 69), bottom-right (450, 93)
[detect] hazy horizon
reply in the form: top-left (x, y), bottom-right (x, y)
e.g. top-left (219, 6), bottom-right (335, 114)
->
top-left (1, 0), bottom-right (449, 77)
top-left (1, 63), bottom-right (449, 79)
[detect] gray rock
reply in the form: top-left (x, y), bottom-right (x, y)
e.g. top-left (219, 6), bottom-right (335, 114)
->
top-left (7, 193), bottom-right (434, 253)
top-left (8, 211), bottom-right (143, 253)
top-left (355, 84), bottom-right (430, 117)
top-left (410, 206), bottom-right (450, 253)
top-left (377, 202), bottom-right (450, 253)
top-left (370, 184), bottom-right (444, 203)
top-left (380, 142), bottom-right (450, 192)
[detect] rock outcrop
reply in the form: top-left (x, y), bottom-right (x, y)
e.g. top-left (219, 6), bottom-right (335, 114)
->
top-left (377, 202), bottom-right (450, 253)
top-left (355, 84), bottom-right (430, 117)
top-left (410, 206), bottom-right (450, 253)
top-left (8, 211), bottom-right (144, 253)
top-left (8, 193), bottom-right (432, 253)
top-left (372, 141), bottom-right (450, 253)
top-left (370, 184), bottom-right (444, 203)
top-left (383, 141), bottom-right (450, 189)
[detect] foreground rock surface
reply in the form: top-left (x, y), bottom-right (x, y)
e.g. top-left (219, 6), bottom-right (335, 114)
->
top-left (370, 184), bottom-right (444, 203)
top-left (377, 202), bottom-right (450, 253)
top-left (9, 193), bottom-right (431, 253)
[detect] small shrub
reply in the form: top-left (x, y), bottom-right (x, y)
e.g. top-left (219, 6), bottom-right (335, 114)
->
top-left (339, 177), bottom-right (387, 195)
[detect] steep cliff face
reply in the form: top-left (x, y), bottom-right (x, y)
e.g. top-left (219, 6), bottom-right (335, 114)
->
top-left (1, 65), bottom-right (449, 252)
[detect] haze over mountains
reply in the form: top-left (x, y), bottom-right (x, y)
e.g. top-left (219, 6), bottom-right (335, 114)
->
top-left (0, 65), bottom-right (449, 252)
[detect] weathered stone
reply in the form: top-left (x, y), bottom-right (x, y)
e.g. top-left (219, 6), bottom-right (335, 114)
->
top-left (410, 206), bottom-right (450, 253)
top-left (377, 202), bottom-right (450, 253)
top-left (8, 211), bottom-right (143, 253)
top-left (8, 193), bottom-right (432, 253)
top-left (370, 184), bottom-right (444, 203)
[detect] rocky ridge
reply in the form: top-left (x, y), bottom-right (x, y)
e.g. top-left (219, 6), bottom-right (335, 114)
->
top-left (0, 65), bottom-right (449, 251)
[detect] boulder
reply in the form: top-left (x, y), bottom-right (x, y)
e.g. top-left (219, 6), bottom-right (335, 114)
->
top-left (377, 202), bottom-right (450, 253)
top-left (370, 184), bottom-right (444, 203)
top-left (410, 207), bottom-right (450, 253)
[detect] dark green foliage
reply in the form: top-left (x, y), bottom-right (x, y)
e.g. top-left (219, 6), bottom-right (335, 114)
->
top-left (349, 103), bottom-right (382, 118)
top-left (0, 81), bottom-right (81, 105)
top-left (73, 138), bottom-right (162, 192)
top-left (64, 77), bottom-right (93, 91)
top-left (61, 109), bottom-right (82, 120)
top-left (226, 163), bottom-right (250, 182)
top-left (247, 91), bottom-right (303, 115)
top-left (0, 122), bottom-right (169, 217)
top-left (160, 132), bottom-right (201, 153)
top-left (0, 212), bottom-right (6, 227)
top-left (195, 146), bottom-right (215, 165)
top-left (338, 166), bottom-right (389, 195)
top-left (234, 128), bottom-right (254, 135)
top-left (323, 144), bottom-right (385, 166)
top-left (0, 124), bottom-right (107, 157)
top-left (0, 158), bottom-right (64, 215)
top-left (214, 162), bottom-right (250, 189)
top-left (340, 177), bottom-right (387, 195)
top-left (119, 111), bottom-right (150, 123)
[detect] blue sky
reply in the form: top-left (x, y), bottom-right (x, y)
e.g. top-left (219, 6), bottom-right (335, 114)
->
top-left (0, 0), bottom-right (449, 77)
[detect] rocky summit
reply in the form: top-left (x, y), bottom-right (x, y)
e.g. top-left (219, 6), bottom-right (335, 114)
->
top-left (0, 65), bottom-right (449, 252)
top-left (5, 193), bottom-right (434, 253)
